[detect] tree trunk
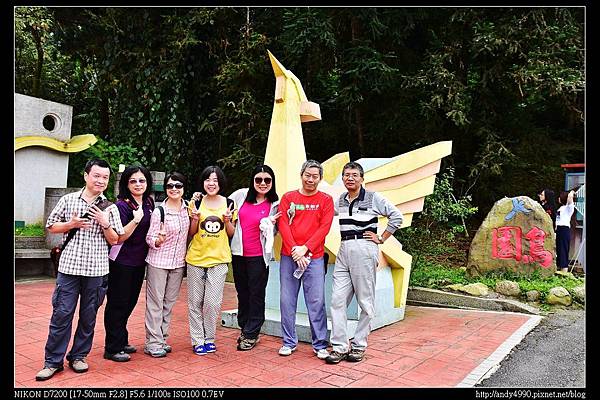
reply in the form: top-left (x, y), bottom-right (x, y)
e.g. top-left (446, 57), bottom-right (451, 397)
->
top-left (99, 92), bottom-right (110, 139)
top-left (30, 26), bottom-right (43, 98)
top-left (355, 107), bottom-right (365, 157)
top-left (350, 16), bottom-right (365, 157)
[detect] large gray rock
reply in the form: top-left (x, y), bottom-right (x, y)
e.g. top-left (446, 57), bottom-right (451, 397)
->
top-left (570, 285), bottom-right (585, 304)
top-left (546, 287), bottom-right (572, 306)
top-left (526, 290), bottom-right (541, 302)
top-left (496, 280), bottom-right (521, 297)
top-left (467, 196), bottom-right (556, 278)
top-left (462, 283), bottom-right (490, 297)
top-left (444, 283), bottom-right (490, 296)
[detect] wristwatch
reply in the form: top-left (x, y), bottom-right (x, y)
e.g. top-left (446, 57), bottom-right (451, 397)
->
top-left (377, 234), bottom-right (384, 244)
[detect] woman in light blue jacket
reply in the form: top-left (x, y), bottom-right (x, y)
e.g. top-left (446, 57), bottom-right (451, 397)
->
top-left (229, 165), bottom-right (280, 351)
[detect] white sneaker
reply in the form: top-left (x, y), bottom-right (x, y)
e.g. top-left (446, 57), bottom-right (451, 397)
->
top-left (314, 348), bottom-right (330, 359)
top-left (278, 345), bottom-right (297, 356)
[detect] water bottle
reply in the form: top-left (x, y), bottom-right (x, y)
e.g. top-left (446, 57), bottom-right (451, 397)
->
top-left (293, 266), bottom-right (304, 279)
top-left (293, 256), bottom-right (311, 279)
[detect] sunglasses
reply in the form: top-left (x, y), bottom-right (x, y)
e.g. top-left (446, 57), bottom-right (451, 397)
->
top-left (254, 177), bottom-right (272, 185)
top-left (166, 183), bottom-right (184, 189)
top-left (128, 178), bottom-right (147, 184)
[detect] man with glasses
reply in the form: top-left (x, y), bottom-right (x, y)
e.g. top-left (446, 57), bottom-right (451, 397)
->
top-left (325, 162), bottom-right (403, 364)
top-left (35, 159), bottom-right (125, 381)
top-left (277, 160), bottom-right (334, 359)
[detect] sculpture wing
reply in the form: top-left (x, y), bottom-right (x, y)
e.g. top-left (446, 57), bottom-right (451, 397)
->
top-left (320, 141), bottom-right (452, 307)
top-left (362, 141), bottom-right (452, 228)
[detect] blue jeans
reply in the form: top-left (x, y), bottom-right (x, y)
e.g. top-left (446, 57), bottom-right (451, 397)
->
top-left (44, 272), bottom-right (108, 368)
top-left (279, 255), bottom-right (328, 350)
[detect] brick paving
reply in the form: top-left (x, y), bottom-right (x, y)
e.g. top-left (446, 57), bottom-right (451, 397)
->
top-left (14, 279), bottom-right (540, 388)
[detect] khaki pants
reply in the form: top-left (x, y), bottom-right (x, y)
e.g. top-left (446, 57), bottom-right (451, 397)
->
top-left (144, 264), bottom-right (185, 351)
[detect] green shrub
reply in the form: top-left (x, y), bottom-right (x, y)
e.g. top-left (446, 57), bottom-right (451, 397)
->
top-left (420, 167), bottom-right (478, 240)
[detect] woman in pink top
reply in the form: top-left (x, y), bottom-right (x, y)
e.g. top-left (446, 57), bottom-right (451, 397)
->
top-left (144, 172), bottom-right (191, 357)
top-left (229, 165), bottom-right (281, 351)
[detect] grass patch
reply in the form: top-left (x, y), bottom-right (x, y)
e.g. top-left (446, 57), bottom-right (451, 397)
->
top-left (477, 270), bottom-right (584, 301)
top-left (15, 223), bottom-right (45, 237)
top-left (399, 222), bottom-right (584, 303)
top-left (409, 259), bottom-right (469, 288)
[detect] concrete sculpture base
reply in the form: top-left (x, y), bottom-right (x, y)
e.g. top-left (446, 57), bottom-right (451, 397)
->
top-left (221, 260), bottom-right (406, 342)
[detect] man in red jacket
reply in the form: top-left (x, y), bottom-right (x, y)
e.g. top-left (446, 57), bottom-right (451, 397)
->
top-left (277, 160), bottom-right (334, 359)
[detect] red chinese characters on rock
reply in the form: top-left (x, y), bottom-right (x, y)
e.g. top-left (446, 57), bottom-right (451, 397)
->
top-left (491, 227), bottom-right (522, 261)
top-left (521, 226), bottom-right (553, 267)
top-left (491, 226), bottom-right (553, 268)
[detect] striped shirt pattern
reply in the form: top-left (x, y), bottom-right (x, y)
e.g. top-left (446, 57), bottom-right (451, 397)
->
top-left (46, 189), bottom-right (125, 277)
top-left (145, 200), bottom-right (190, 269)
top-left (336, 187), bottom-right (403, 239)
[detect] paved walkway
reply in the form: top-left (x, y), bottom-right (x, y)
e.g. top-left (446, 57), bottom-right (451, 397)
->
top-left (15, 279), bottom-right (541, 388)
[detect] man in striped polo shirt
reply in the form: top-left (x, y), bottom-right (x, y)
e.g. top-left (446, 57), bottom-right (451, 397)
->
top-left (325, 161), bottom-right (403, 364)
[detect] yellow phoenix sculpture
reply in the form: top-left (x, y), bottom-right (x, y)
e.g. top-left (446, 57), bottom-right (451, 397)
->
top-left (264, 51), bottom-right (452, 309)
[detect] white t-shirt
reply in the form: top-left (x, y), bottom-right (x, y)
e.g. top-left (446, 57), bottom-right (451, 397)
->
top-left (556, 203), bottom-right (575, 227)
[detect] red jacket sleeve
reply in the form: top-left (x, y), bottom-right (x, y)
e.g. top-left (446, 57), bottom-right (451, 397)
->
top-left (304, 194), bottom-right (334, 254)
top-left (277, 193), bottom-right (297, 251)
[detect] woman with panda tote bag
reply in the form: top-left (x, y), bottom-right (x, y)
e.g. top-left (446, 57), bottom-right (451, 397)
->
top-left (186, 166), bottom-right (237, 356)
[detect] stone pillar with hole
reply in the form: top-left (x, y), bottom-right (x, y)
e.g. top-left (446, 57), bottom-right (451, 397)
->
top-left (14, 93), bottom-right (96, 278)
top-left (14, 93), bottom-right (75, 226)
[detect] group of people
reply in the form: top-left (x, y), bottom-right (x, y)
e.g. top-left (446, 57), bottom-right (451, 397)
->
top-left (537, 188), bottom-right (577, 272)
top-left (35, 157), bottom-right (403, 381)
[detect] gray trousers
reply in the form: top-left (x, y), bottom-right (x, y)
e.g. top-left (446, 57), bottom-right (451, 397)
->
top-left (329, 239), bottom-right (379, 353)
top-left (144, 264), bottom-right (185, 351)
top-left (186, 263), bottom-right (228, 346)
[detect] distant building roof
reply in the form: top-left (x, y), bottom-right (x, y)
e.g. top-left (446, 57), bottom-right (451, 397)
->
top-left (561, 163), bottom-right (585, 169)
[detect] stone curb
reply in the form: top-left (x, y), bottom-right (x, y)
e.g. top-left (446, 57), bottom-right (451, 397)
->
top-left (407, 287), bottom-right (541, 315)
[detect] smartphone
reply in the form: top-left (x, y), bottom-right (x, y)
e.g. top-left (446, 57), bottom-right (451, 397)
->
top-left (124, 198), bottom-right (139, 211)
top-left (194, 194), bottom-right (203, 210)
top-left (96, 198), bottom-right (114, 211)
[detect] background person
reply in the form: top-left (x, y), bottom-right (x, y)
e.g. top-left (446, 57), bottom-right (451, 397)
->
top-left (277, 160), bottom-right (334, 359)
top-left (556, 189), bottom-right (576, 273)
top-left (36, 159), bottom-right (124, 381)
top-left (538, 188), bottom-right (557, 228)
top-left (144, 172), bottom-right (191, 358)
top-left (186, 166), bottom-right (237, 356)
top-left (103, 165), bottom-right (154, 362)
top-left (229, 165), bottom-right (281, 351)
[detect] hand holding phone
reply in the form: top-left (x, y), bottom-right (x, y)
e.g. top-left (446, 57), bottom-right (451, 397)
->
top-left (191, 192), bottom-right (203, 211)
top-left (70, 211), bottom-right (92, 230)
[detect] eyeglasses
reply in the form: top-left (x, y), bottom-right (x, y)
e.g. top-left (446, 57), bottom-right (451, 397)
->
top-left (128, 178), bottom-right (147, 184)
top-left (254, 177), bottom-right (272, 185)
top-left (166, 183), bottom-right (184, 189)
